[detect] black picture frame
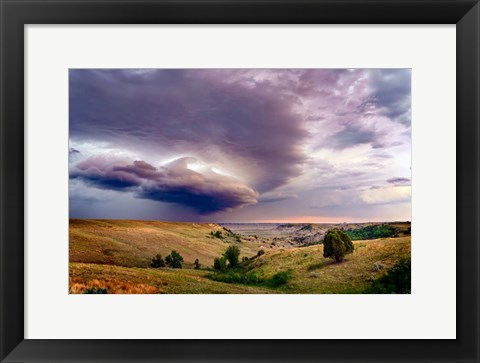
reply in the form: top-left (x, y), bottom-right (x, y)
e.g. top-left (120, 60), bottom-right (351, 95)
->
top-left (1, 0), bottom-right (479, 362)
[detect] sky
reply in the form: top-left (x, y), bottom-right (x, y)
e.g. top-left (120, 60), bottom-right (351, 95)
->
top-left (69, 69), bottom-right (411, 223)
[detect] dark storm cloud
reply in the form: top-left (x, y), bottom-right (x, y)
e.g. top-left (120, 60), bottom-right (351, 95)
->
top-left (70, 155), bottom-right (258, 213)
top-left (369, 69), bottom-right (411, 126)
top-left (69, 69), bottom-right (411, 221)
top-left (387, 177), bottom-right (411, 185)
top-left (69, 69), bottom-right (307, 193)
top-left (70, 156), bottom-right (144, 190)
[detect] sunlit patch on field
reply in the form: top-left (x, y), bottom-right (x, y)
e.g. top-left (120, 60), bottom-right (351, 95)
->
top-left (69, 277), bottom-right (161, 294)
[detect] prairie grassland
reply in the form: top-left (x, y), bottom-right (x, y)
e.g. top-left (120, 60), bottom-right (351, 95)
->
top-left (245, 236), bottom-right (411, 293)
top-left (69, 236), bottom-right (410, 294)
top-left (69, 263), bottom-right (273, 294)
top-left (70, 219), bottom-right (263, 268)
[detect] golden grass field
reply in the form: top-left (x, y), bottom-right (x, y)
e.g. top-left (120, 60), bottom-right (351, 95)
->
top-left (69, 219), bottom-right (411, 294)
top-left (70, 219), bottom-right (261, 268)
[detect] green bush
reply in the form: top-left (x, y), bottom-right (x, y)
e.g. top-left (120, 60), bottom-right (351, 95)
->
top-left (366, 258), bottom-right (411, 294)
top-left (83, 287), bottom-right (108, 294)
top-left (210, 230), bottom-right (223, 238)
top-left (323, 229), bottom-right (354, 262)
top-left (268, 271), bottom-right (291, 287)
top-left (209, 271), bottom-right (264, 285)
top-left (165, 250), bottom-right (184, 268)
top-left (224, 245), bottom-right (240, 268)
top-left (194, 258), bottom-right (201, 269)
top-left (208, 270), bottom-right (291, 288)
top-left (213, 256), bottom-right (227, 271)
top-left (150, 254), bottom-right (166, 268)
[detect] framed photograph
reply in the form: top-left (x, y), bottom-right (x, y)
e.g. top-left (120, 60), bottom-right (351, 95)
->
top-left (1, 0), bottom-right (478, 362)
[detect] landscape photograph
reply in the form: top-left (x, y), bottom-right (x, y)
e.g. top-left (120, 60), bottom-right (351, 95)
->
top-left (69, 68), bottom-right (411, 294)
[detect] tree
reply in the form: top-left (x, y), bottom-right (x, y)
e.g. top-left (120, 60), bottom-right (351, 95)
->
top-left (165, 250), bottom-right (184, 268)
top-left (224, 245), bottom-right (240, 268)
top-left (194, 258), bottom-right (201, 269)
top-left (150, 254), bottom-right (166, 268)
top-left (323, 229), bottom-right (354, 262)
top-left (257, 249), bottom-right (265, 257)
top-left (213, 256), bottom-right (227, 271)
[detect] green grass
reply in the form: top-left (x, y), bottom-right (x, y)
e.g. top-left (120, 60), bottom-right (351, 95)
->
top-left (243, 237), bottom-right (411, 293)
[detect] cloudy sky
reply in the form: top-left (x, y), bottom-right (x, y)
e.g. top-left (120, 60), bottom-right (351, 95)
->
top-left (69, 69), bottom-right (411, 223)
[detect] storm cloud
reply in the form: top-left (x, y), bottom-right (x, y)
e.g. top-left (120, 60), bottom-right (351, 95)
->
top-left (69, 69), bottom-right (411, 221)
top-left (70, 155), bottom-right (258, 213)
top-left (69, 69), bottom-right (307, 193)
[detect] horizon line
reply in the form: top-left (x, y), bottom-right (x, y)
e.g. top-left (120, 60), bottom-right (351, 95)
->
top-left (69, 217), bottom-right (411, 224)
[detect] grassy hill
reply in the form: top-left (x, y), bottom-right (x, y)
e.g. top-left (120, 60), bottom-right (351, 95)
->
top-left (70, 219), bottom-right (262, 268)
top-left (69, 219), bottom-right (411, 294)
top-left (243, 236), bottom-right (410, 293)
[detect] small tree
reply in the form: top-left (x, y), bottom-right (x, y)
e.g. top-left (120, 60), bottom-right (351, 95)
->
top-left (150, 254), bottom-right (166, 268)
top-left (257, 249), bottom-right (265, 257)
top-left (213, 256), bottom-right (227, 271)
top-left (323, 229), bottom-right (354, 262)
top-left (224, 245), bottom-right (240, 268)
top-left (165, 250), bottom-right (184, 268)
top-left (194, 258), bottom-right (201, 269)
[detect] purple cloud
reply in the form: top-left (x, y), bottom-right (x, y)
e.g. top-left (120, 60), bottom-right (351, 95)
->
top-left (69, 69), bottom-right (411, 221)
top-left (70, 155), bottom-right (258, 213)
top-left (69, 69), bottom-right (307, 193)
top-left (387, 177), bottom-right (411, 186)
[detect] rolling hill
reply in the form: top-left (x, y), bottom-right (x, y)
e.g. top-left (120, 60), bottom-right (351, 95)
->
top-left (70, 219), bottom-right (263, 268)
top-left (69, 219), bottom-right (411, 294)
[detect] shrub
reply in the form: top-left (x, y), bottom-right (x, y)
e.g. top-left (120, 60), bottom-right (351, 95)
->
top-left (242, 256), bottom-right (249, 262)
top-left (257, 249), bottom-right (265, 257)
top-left (323, 229), bottom-right (354, 262)
top-left (165, 250), bottom-right (184, 268)
top-left (213, 256), bottom-right (227, 271)
top-left (366, 258), bottom-right (411, 294)
top-left (207, 270), bottom-right (291, 288)
top-left (83, 287), bottom-right (108, 294)
top-left (150, 254), bottom-right (166, 268)
top-left (210, 230), bottom-right (223, 238)
top-left (208, 271), bottom-right (264, 285)
top-left (224, 245), bottom-right (240, 268)
top-left (268, 271), bottom-right (290, 287)
top-left (223, 227), bottom-right (233, 234)
top-left (194, 258), bottom-right (201, 269)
